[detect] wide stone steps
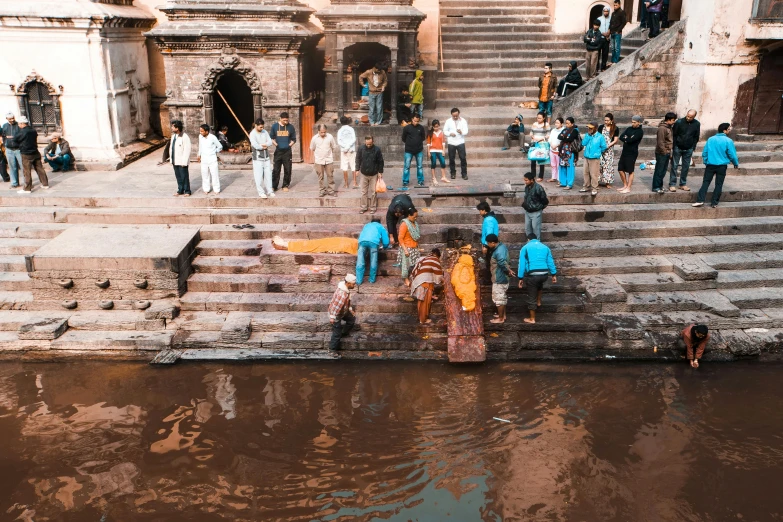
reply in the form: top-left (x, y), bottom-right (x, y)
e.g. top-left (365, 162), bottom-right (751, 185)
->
top-left (0, 272), bottom-right (30, 291)
top-left (441, 15), bottom-right (551, 25)
top-left (0, 238), bottom-right (48, 255)
top-left (0, 255), bottom-right (26, 272)
top-left (441, 7), bottom-right (550, 16)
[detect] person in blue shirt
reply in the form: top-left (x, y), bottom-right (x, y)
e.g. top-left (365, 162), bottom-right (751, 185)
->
top-left (356, 217), bottom-right (390, 284)
top-left (485, 234), bottom-right (514, 324)
top-left (477, 201), bottom-right (499, 250)
top-left (581, 122), bottom-right (607, 196)
top-left (517, 233), bottom-right (558, 324)
top-left (692, 123), bottom-right (739, 209)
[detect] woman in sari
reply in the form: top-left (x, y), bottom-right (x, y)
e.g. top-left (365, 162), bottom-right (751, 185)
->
top-left (409, 249), bottom-right (443, 324)
top-left (397, 207), bottom-right (421, 287)
top-left (557, 117), bottom-right (580, 190)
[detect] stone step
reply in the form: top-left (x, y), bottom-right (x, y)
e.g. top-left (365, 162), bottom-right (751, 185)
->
top-left (0, 223), bottom-right (67, 239)
top-left (180, 291), bottom-right (588, 314)
top-left (0, 272), bottom-right (30, 291)
top-left (715, 268), bottom-right (783, 289)
top-left (441, 7), bottom-right (550, 17)
top-left (0, 255), bottom-right (27, 272)
top-left (50, 330), bottom-right (174, 351)
top-left (0, 207), bottom-right (59, 223)
top-left (65, 310), bottom-right (166, 331)
top-left (0, 238), bottom-right (48, 255)
top-left (441, 23), bottom-right (553, 34)
top-left (699, 250), bottom-right (783, 270)
top-left (196, 239), bottom-right (261, 257)
top-left (0, 291), bottom-right (33, 310)
top-left (441, 15), bottom-right (551, 25)
top-left (441, 32), bottom-right (578, 43)
top-left (719, 287), bottom-right (783, 309)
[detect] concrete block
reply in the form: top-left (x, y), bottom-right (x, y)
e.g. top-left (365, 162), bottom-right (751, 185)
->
top-left (582, 276), bottom-right (627, 303)
top-left (18, 317), bottom-right (69, 340)
top-left (145, 302), bottom-right (181, 320)
top-left (219, 313), bottom-right (252, 343)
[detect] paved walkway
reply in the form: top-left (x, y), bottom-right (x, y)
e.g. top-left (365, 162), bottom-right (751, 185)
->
top-left (2, 153), bottom-right (780, 205)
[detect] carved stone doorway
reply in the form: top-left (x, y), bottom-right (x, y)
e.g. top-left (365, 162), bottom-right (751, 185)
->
top-left (214, 71), bottom-right (254, 143)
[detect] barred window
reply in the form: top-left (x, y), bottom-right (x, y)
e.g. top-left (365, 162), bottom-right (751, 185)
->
top-left (22, 81), bottom-right (60, 135)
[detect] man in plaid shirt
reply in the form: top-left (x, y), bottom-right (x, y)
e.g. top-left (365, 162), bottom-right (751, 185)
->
top-left (329, 273), bottom-right (358, 350)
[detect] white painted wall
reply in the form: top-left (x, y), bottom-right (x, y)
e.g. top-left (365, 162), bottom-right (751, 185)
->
top-left (677, 0), bottom-right (760, 131)
top-left (553, 0), bottom-right (612, 34)
top-left (0, 21), bottom-right (152, 164)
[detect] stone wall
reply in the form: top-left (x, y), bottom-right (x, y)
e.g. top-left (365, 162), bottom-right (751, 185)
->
top-left (552, 21), bottom-right (685, 124)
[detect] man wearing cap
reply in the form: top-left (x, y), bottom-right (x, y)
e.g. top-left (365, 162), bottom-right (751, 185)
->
top-left (2, 113), bottom-right (22, 188)
top-left (328, 273), bottom-right (358, 350)
top-left (617, 115), bottom-right (645, 193)
top-left (43, 133), bottom-right (73, 172)
top-left (581, 123), bottom-right (607, 196)
top-left (14, 116), bottom-right (49, 193)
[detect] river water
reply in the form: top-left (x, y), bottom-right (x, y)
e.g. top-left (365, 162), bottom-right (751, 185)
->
top-left (0, 361), bottom-right (781, 521)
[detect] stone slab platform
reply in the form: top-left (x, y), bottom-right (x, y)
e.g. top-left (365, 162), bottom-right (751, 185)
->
top-left (27, 226), bottom-right (200, 272)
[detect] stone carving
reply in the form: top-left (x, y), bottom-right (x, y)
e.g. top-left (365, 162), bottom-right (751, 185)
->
top-left (324, 54), bottom-right (332, 67)
top-left (14, 71), bottom-right (62, 94)
top-left (201, 50), bottom-right (261, 92)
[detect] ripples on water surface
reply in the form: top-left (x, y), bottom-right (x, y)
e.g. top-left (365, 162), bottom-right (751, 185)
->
top-left (0, 361), bottom-right (781, 521)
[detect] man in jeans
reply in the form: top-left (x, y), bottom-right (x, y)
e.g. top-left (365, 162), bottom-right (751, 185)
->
top-left (537, 63), bottom-right (557, 117)
top-left (522, 172), bottom-right (549, 240)
top-left (309, 124), bottom-right (337, 197)
top-left (356, 217), bottom-right (390, 285)
top-left (270, 112), bottom-right (296, 192)
top-left (401, 114), bottom-right (426, 189)
top-left (359, 63), bottom-right (388, 126)
top-left (669, 110), bottom-right (700, 192)
top-left (169, 120), bottom-right (191, 196)
top-left (443, 108), bottom-right (469, 180)
top-left (328, 273), bottom-right (358, 351)
top-left (609, 0), bottom-right (627, 64)
top-left (2, 113), bottom-right (22, 188)
top-left (693, 123), bottom-right (739, 209)
top-left (652, 112), bottom-right (676, 194)
top-left (356, 136), bottom-right (384, 214)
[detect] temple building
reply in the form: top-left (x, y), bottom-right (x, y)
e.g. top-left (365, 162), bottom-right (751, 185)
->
top-left (0, 0), bottom-right (781, 168)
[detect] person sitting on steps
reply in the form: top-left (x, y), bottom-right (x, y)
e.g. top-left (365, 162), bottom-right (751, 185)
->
top-left (502, 116), bottom-right (525, 151)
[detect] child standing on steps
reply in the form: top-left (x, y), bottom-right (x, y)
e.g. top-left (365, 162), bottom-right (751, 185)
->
top-left (427, 120), bottom-right (450, 186)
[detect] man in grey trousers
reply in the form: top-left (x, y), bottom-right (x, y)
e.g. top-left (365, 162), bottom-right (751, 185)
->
top-left (522, 172), bottom-right (549, 241)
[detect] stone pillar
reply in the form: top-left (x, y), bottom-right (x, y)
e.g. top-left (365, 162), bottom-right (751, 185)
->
top-left (203, 93), bottom-right (214, 128)
top-left (253, 93), bottom-right (263, 123)
top-left (390, 48), bottom-right (398, 123)
top-left (337, 49), bottom-right (344, 119)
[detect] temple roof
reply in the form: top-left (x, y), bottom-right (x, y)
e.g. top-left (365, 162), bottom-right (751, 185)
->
top-left (0, 0), bottom-right (155, 23)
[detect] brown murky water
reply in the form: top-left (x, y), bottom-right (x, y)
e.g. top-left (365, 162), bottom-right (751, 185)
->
top-left (0, 361), bottom-right (781, 521)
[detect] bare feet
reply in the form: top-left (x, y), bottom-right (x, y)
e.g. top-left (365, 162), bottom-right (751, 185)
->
top-left (404, 278), bottom-right (411, 287)
top-left (619, 188), bottom-right (631, 193)
top-left (615, 186), bottom-right (626, 191)
top-left (440, 177), bottom-right (451, 184)
top-left (420, 319), bottom-right (433, 325)
top-left (691, 359), bottom-right (699, 368)
top-left (523, 318), bottom-right (536, 324)
top-left (490, 318), bottom-right (505, 324)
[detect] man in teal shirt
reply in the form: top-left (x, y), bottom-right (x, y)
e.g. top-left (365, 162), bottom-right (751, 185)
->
top-left (580, 122), bottom-right (607, 196)
top-left (517, 233), bottom-right (557, 324)
top-left (692, 123), bottom-right (739, 209)
top-left (356, 217), bottom-right (390, 284)
top-left (485, 234), bottom-right (514, 324)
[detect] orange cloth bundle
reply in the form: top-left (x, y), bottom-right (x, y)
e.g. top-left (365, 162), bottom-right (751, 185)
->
top-left (287, 237), bottom-right (359, 255)
top-left (451, 254), bottom-right (477, 312)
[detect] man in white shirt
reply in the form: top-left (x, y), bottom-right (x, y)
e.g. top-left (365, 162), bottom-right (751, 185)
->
top-left (442, 107), bottom-right (469, 180)
top-left (249, 118), bottom-right (274, 199)
top-left (598, 7), bottom-right (612, 72)
top-left (337, 116), bottom-right (358, 189)
top-left (169, 120), bottom-right (192, 196)
top-left (198, 124), bottom-right (223, 194)
top-left (310, 124), bottom-right (338, 197)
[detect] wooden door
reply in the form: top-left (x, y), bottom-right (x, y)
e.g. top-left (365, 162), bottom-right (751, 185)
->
top-left (749, 49), bottom-right (783, 134)
top-left (301, 105), bottom-right (315, 164)
top-left (25, 81), bottom-right (57, 135)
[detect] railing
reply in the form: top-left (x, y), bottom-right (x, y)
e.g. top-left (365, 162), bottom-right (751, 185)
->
top-left (752, 0), bottom-right (783, 20)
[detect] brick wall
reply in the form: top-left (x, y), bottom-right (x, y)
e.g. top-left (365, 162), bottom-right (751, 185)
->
top-left (553, 21), bottom-right (685, 124)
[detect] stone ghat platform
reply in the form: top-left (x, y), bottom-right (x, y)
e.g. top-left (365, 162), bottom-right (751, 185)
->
top-left (0, 155), bottom-right (782, 363)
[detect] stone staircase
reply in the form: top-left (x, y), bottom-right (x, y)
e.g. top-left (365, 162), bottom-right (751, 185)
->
top-left (1, 171), bottom-right (783, 360)
top-left (438, 0), bottom-right (584, 108)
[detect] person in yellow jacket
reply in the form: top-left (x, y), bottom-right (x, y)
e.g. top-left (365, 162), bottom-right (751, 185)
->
top-left (451, 254), bottom-right (477, 312)
top-left (409, 70), bottom-right (424, 120)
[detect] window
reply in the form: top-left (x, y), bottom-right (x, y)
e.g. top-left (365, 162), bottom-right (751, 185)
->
top-left (23, 81), bottom-right (60, 135)
top-left (753, 0), bottom-right (783, 19)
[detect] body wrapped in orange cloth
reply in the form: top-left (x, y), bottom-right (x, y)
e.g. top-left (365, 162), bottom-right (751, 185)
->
top-left (451, 254), bottom-right (477, 312)
top-left (272, 236), bottom-right (358, 255)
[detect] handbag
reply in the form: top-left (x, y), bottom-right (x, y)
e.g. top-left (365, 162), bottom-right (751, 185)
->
top-left (375, 175), bottom-right (387, 193)
top-left (527, 141), bottom-right (550, 163)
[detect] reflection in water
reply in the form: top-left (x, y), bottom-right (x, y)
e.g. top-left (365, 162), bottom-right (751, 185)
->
top-left (0, 362), bottom-right (781, 521)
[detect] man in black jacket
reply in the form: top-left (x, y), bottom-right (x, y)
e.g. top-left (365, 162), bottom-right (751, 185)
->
top-left (522, 172), bottom-right (549, 240)
top-left (669, 110), bottom-right (700, 192)
top-left (557, 61), bottom-right (584, 97)
top-left (13, 117), bottom-right (48, 193)
top-left (401, 114), bottom-right (426, 189)
top-left (355, 136), bottom-right (384, 214)
top-left (609, 0), bottom-right (627, 65)
top-left (43, 133), bottom-right (73, 172)
top-left (386, 193), bottom-right (414, 245)
top-left (617, 115), bottom-right (645, 193)
top-left (583, 20), bottom-right (605, 79)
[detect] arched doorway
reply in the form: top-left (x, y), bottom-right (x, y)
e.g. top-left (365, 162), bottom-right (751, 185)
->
top-left (344, 42), bottom-right (391, 114)
top-left (214, 71), bottom-right (253, 143)
top-left (588, 3), bottom-right (610, 28)
top-left (749, 48), bottom-right (783, 134)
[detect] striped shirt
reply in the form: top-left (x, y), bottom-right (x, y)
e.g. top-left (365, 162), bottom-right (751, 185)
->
top-left (328, 282), bottom-right (351, 320)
